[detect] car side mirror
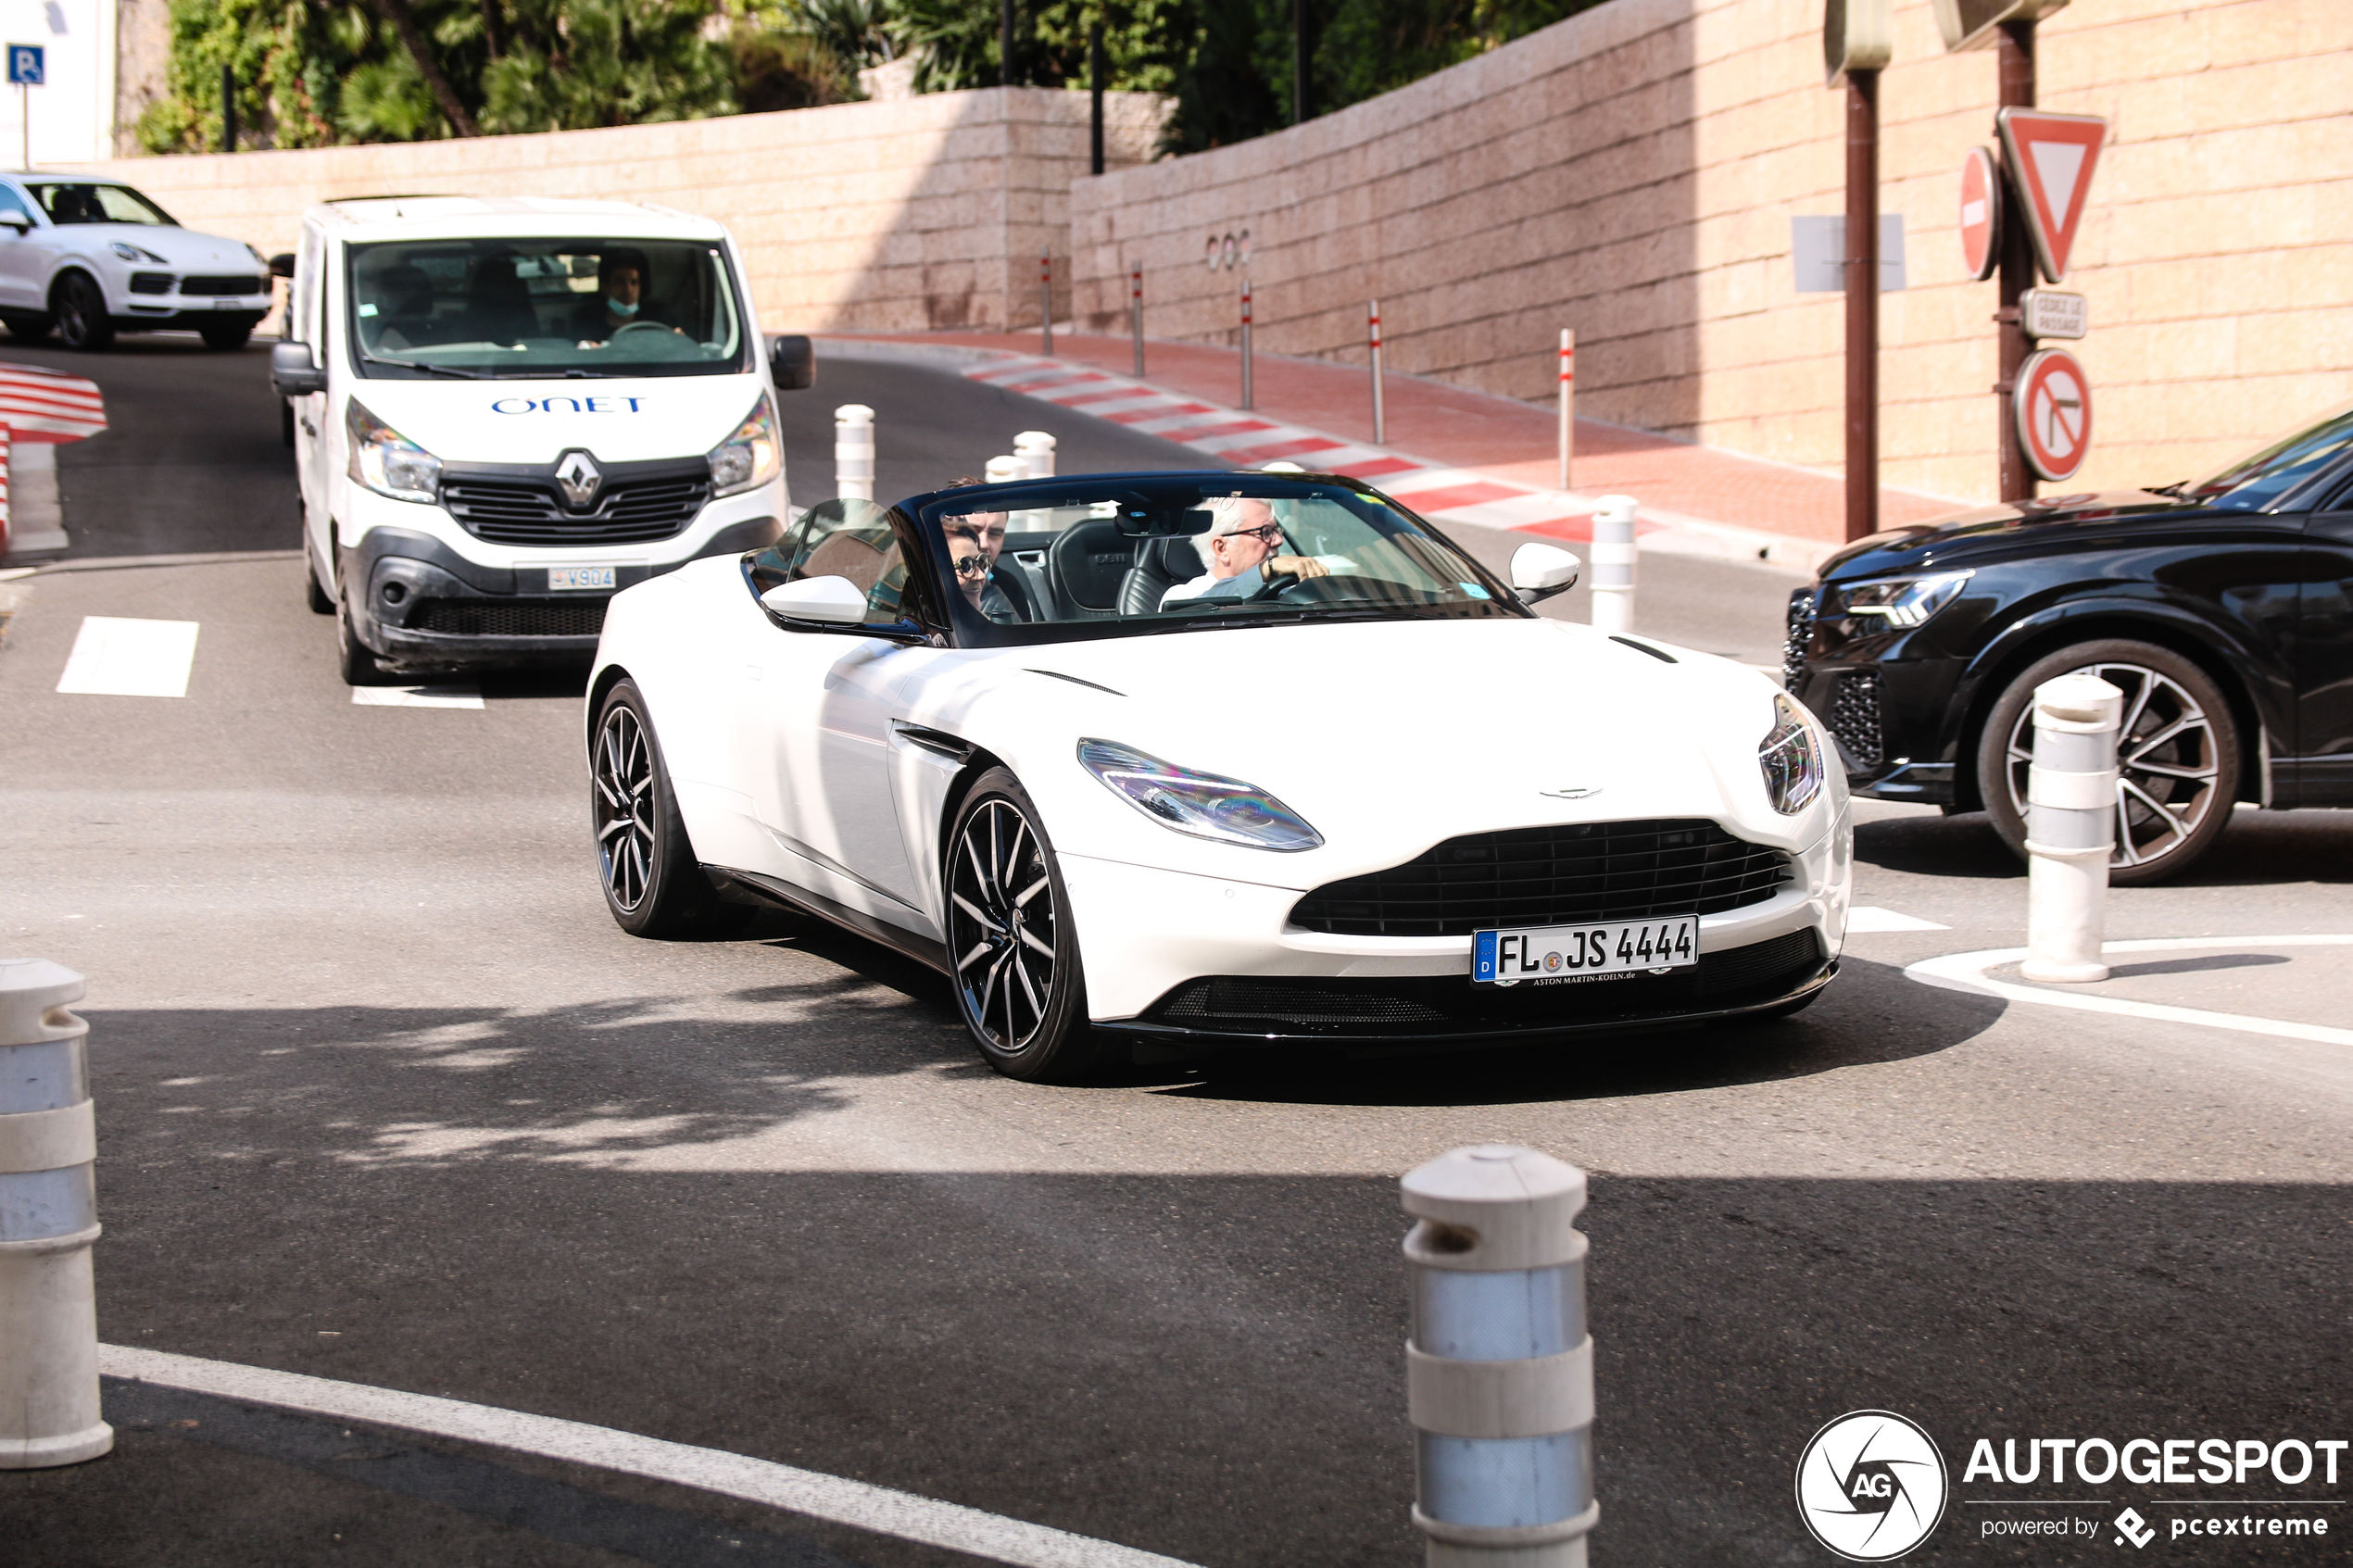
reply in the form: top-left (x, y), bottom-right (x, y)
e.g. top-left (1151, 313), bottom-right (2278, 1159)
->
top-left (269, 252), bottom-right (296, 279)
top-left (1510, 541), bottom-right (1581, 603)
top-left (0, 213), bottom-right (30, 235)
top-left (270, 339), bottom-right (327, 398)
top-left (761, 576), bottom-right (868, 625)
top-left (767, 333), bottom-right (814, 391)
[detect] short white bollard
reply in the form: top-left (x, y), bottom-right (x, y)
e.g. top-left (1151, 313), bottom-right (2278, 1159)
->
top-left (1013, 431), bottom-right (1057, 479)
top-left (2020, 673), bottom-right (2122, 984)
top-left (1403, 1146), bottom-right (1596, 1568)
top-left (984, 455), bottom-right (1029, 485)
top-left (1587, 495), bottom-right (1638, 635)
top-left (0, 958), bottom-right (111, 1470)
top-left (833, 404), bottom-right (875, 502)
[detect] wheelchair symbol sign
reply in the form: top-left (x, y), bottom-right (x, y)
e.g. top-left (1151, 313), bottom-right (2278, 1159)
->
top-left (7, 45), bottom-right (44, 86)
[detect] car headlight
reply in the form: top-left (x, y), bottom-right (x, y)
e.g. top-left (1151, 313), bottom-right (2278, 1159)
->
top-left (1832, 570), bottom-right (1972, 630)
top-left (1758, 693), bottom-right (1824, 815)
top-left (108, 241), bottom-right (166, 264)
top-left (707, 394), bottom-right (780, 497)
top-left (1076, 739), bottom-right (1323, 852)
top-left (346, 400), bottom-right (441, 504)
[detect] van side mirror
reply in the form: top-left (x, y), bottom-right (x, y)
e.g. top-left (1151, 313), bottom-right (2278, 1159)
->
top-left (768, 334), bottom-right (814, 391)
top-left (269, 252), bottom-right (296, 279)
top-left (1510, 541), bottom-right (1581, 603)
top-left (270, 339), bottom-right (327, 398)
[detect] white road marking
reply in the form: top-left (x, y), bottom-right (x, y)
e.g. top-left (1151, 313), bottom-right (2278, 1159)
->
top-left (98, 1344), bottom-right (1204, 1568)
top-left (55, 616), bottom-right (199, 697)
top-left (1847, 906), bottom-right (1951, 934)
top-left (1905, 935), bottom-right (2353, 1046)
top-left (351, 683), bottom-right (485, 709)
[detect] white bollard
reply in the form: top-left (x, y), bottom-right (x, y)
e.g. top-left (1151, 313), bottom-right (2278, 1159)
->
top-left (2020, 673), bottom-right (2122, 984)
top-left (0, 958), bottom-right (111, 1470)
top-left (984, 455), bottom-right (1029, 485)
top-left (1587, 495), bottom-right (1638, 635)
top-left (833, 404), bottom-right (875, 502)
top-left (1013, 431), bottom-right (1057, 479)
top-left (1403, 1146), bottom-right (1596, 1568)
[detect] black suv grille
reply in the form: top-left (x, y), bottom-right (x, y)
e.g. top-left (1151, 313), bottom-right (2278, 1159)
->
top-left (411, 597), bottom-right (609, 637)
top-left (443, 476), bottom-right (708, 546)
top-left (1146, 929), bottom-right (1825, 1037)
top-left (181, 273), bottom-right (264, 295)
top-left (1829, 671), bottom-right (1885, 769)
top-left (1784, 589), bottom-right (1817, 687)
top-left (1289, 819), bottom-right (1792, 938)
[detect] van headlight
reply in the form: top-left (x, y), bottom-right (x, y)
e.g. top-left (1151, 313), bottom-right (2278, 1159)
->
top-left (707, 394), bottom-right (780, 497)
top-left (346, 401), bottom-right (441, 504)
top-left (1758, 693), bottom-right (1825, 815)
top-left (1076, 739), bottom-right (1323, 852)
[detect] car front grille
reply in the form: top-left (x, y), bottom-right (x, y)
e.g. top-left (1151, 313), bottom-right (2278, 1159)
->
top-left (410, 597), bottom-right (609, 637)
top-left (1288, 819), bottom-right (1792, 938)
top-left (180, 273), bottom-right (265, 295)
top-left (1829, 671), bottom-right (1885, 770)
top-left (442, 476), bottom-right (708, 546)
top-left (129, 271), bottom-right (172, 295)
top-left (1784, 588), bottom-right (1817, 687)
top-left (1144, 928), bottom-right (1825, 1037)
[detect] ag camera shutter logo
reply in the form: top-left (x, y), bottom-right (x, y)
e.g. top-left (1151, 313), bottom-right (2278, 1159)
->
top-left (1796, 1410), bottom-right (1949, 1561)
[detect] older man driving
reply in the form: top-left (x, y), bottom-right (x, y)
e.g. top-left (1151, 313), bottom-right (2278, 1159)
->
top-left (1159, 495), bottom-right (1332, 608)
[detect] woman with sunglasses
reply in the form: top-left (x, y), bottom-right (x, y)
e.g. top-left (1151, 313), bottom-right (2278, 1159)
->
top-left (1158, 495), bottom-right (1333, 608)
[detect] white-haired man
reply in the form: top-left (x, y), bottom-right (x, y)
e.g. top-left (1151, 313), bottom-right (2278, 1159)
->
top-left (1159, 495), bottom-right (1333, 608)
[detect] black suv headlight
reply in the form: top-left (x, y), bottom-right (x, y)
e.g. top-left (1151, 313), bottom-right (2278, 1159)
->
top-left (1830, 571), bottom-right (1972, 630)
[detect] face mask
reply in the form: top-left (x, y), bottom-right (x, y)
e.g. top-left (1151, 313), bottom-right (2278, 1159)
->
top-left (607, 296), bottom-right (639, 318)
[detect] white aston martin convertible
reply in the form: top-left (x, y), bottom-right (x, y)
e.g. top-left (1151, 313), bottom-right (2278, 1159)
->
top-left (585, 470), bottom-right (1852, 1080)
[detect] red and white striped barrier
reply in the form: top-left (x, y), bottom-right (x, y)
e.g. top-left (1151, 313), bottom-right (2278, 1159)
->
top-left (0, 362), bottom-right (106, 557)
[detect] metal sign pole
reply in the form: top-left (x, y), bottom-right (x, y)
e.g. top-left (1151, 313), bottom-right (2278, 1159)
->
top-left (1844, 67), bottom-right (1880, 542)
top-left (1995, 20), bottom-right (2037, 502)
top-left (1038, 254), bottom-right (1052, 358)
top-left (1239, 272), bottom-right (1253, 410)
top-left (1129, 265), bottom-right (1143, 376)
top-left (1368, 299), bottom-right (1385, 445)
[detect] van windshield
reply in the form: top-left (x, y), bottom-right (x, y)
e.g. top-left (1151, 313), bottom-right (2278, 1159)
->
top-left (346, 238), bottom-right (751, 379)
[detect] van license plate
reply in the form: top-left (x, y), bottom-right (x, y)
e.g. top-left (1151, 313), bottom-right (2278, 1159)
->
top-left (547, 566), bottom-right (617, 592)
top-left (1471, 916), bottom-right (1698, 985)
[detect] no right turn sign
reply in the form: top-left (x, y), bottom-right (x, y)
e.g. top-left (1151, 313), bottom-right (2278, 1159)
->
top-left (2016, 347), bottom-right (2093, 482)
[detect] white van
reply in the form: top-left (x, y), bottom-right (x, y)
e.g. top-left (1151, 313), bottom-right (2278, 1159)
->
top-left (269, 196), bottom-right (812, 684)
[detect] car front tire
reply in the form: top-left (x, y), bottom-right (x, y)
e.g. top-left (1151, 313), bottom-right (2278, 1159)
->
top-left (335, 587), bottom-right (396, 686)
top-left (946, 768), bottom-right (1105, 1083)
top-left (52, 273), bottom-right (113, 351)
top-left (592, 679), bottom-right (739, 938)
top-left (1977, 639), bottom-right (2239, 885)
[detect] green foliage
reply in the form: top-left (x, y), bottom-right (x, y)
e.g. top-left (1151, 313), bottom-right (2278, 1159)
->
top-left (480, 0), bottom-right (736, 132)
top-left (891, 0), bottom-right (1186, 95)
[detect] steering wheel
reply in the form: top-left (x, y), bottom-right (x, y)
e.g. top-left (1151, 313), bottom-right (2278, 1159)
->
top-left (610, 319), bottom-right (675, 337)
top-left (1241, 567), bottom-right (1300, 603)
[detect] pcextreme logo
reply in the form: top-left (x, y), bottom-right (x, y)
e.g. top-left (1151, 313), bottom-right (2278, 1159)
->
top-left (1796, 1410), bottom-right (1951, 1561)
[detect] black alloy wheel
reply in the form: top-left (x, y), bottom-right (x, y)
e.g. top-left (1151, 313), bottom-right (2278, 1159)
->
top-left (591, 681), bottom-right (738, 937)
top-left (52, 273), bottom-right (113, 350)
top-left (946, 769), bottom-right (1101, 1081)
top-left (1979, 639), bottom-right (2239, 885)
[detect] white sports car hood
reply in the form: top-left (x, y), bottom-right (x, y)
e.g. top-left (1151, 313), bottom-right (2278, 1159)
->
top-left (925, 615), bottom-right (1827, 889)
top-left (345, 375), bottom-right (764, 465)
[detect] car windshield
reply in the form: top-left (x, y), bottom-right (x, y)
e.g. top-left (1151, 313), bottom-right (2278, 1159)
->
top-left (875, 475), bottom-right (1526, 645)
top-left (2181, 401), bottom-right (2353, 511)
top-left (33, 182), bottom-right (177, 226)
top-left (346, 238), bottom-right (750, 379)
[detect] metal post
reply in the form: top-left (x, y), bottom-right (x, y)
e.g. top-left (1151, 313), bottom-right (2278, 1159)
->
top-left (1843, 68), bottom-right (1879, 542)
top-left (833, 404), bottom-right (875, 501)
top-left (2021, 673), bottom-right (2121, 984)
top-left (983, 454), bottom-right (1029, 484)
top-left (1239, 273), bottom-right (1253, 411)
top-left (0, 959), bottom-right (111, 1470)
top-left (1995, 21), bottom-right (2036, 503)
top-left (1292, 0), bottom-right (1308, 124)
top-left (1588, 495), bottom-right (1637, 634)
top-left (220, 64), bottom-right (235, 154)
top-left (1000, 0), bottom-right (1013, 88)
top-left (1556, 328), bottom-right (1575, 492)
top-left (17, 83), bottom-right (24, 175)
top-left (1088, 23), bottom-right (1105, 177)
top-left (1039, 255), bottom-right (1052, 358)
top-left (1403, 1146), bottom-right (1597, 1568)
top-left (1013, 430), bottom-right (1056, 478)
top-left (1130, 264), bottom-right (1144, 377)
top-left (1368, 299), bottom-right (1386, 445)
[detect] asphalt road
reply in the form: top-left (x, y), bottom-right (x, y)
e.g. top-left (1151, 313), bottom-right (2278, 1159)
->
top-left (2, 337), bottom-right (2348, 1568)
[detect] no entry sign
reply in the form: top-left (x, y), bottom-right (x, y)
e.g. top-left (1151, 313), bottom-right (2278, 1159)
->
top-left (1996, 108), bottom-right (2107, 282)
top-left (1958, 146), bottom-right (2000, 282)
top-left (2015, 347), bottom-right (2092, 482)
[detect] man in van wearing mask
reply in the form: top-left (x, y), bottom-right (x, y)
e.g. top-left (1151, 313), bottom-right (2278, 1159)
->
top-left (572, 249), bottom-right (672, 344)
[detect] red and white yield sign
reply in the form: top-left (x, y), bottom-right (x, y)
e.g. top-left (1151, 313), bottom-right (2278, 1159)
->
top-left (1958, 146), bottom-right (2000, 282)
top-left (1996, 108), bottom-right (2106, 283)
top-left (2016, 347), bottom-right (2093, 482)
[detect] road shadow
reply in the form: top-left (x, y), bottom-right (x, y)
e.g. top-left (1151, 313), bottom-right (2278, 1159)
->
top-left (1856, 807), bottom-right (2353, 888)
top-left (1854, 809), bottom-right (2023, 880)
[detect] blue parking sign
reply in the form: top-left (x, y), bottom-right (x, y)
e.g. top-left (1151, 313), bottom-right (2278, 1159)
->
top-left (7, 44), bottom-right (43, 86)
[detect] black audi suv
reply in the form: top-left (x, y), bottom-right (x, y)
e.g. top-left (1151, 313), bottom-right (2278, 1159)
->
top-left (1786, 401), bottom-right (2353, 883)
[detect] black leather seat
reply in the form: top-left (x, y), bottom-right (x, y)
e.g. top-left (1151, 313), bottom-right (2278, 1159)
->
top-left (1047, 521), bottom-right (1139, 619)
top-left (1117, 535), bottom-right (1202, 615)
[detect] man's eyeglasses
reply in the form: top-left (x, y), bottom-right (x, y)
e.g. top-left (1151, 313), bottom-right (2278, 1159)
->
top-left (1228, 523), bottom-right (1283, 546)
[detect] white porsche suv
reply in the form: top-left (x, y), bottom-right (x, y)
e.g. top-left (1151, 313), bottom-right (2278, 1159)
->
top-left (0, 175), bottom-right (275, 351)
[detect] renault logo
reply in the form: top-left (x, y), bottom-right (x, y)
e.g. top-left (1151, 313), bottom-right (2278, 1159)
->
top-left (554, 450), bottom-right (602, 508)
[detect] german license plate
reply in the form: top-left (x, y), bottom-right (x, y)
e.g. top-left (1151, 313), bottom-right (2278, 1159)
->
top-left (547, 565), bottom-right (617, 592)
top-left (1471, 916), bottom-right (1698, 985)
